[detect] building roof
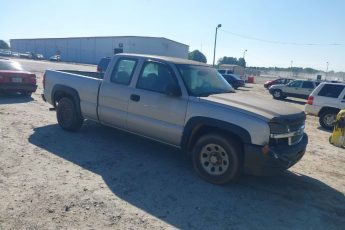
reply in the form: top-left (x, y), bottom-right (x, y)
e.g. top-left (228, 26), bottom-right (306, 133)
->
top-left (118, 53), bottom-right (210, 66)
top-left (10, 36), bottom-right (189, 47)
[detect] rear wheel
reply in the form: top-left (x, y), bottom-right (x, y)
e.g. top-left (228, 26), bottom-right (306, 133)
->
top-left (56, 97), bottom-right (83, 131)
top-left (192, 133), bottom-right (242, 184)
top-left (319, 110), bottom-right (338, 130)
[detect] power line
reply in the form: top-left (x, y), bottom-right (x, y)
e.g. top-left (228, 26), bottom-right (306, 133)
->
top-left (220, 29), bottom-right (343, 46)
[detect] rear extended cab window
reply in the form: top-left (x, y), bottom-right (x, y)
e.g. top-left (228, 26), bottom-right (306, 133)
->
top-left (318, 84), bottom-right (345, 98)
top-left (110, 58), bottom-right (137, 85)
top-left (136, 61), bottom-right (179, 94)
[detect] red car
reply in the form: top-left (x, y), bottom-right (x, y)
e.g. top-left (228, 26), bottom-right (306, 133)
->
top-left (0, 59), bottom-right (37, 96)
top-left (264, 78), bottom-right (293, 89)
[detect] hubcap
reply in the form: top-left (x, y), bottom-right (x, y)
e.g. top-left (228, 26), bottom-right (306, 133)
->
top-left (274, 91), bottom-right (281, 97)
top-left (200, 144), bottom-right (230, 176)
top-left (324, 114), bottom-right (336, 127)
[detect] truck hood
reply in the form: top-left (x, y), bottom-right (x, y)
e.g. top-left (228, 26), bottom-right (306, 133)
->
top-left (201, 93), bottom-right (304, 120)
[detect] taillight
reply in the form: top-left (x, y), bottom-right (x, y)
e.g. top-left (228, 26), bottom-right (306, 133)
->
top-left (307, 96), bottom-right (314, 105)
top-left (29, 74), bottom-right (36, 84)
top-left (43, 74), bottom-right (46, 89)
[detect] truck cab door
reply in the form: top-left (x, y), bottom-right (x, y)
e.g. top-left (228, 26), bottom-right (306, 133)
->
top-left (98, 58), bottom-right (138, 129)
top-left (126, 61), bottom-right (188, 146)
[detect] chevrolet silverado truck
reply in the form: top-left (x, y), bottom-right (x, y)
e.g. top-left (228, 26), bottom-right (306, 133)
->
top-left (42, 54), bottom-right (308, 184)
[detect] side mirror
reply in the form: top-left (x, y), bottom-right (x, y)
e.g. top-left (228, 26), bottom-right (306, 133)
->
top-left (165, 84), bottom-right (182, 97)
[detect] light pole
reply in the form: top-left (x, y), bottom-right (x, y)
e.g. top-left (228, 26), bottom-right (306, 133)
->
top-left (213, 24), bottom-right (222, 67)
top-left (326, 61), bottom-right (329, 79)
top-left (243, 49), bottom-right (247, 59)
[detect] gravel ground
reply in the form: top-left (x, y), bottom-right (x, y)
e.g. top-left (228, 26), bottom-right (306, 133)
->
top-left (0, 59), bottom-right (344, 229)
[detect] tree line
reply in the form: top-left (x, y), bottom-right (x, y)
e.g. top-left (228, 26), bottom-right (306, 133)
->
top-left (187, 49), bottom-right (345, 76)
top-left (188, 49), bottom-right (246, 67)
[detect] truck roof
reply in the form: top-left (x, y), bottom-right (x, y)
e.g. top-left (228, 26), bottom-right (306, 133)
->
top-left (116, 53), bottom-right (210, 66)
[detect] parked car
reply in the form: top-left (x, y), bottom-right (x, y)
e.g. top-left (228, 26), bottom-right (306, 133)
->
top-left (0, 59), bottom-right (37, 96)
top-left (264, 78), bottom-right (293, 89)
top-left (305, 82), bottom-right (345, 130)
top-left (97, 57), bottom-right (111, 75)
top-left (269, 80), bottom-right (320, 100)
top-left (19, 52), bottom-right (32, 59)
top-left (49, 55), bottom-right (61, 62)
top-left (221, 74), bottom-right (245, 89)
top-left (0, 50), bottom-right (12, 57)
top-left (218, 65), bottom-right (247, 82)
top-left (42, 54), bottom-right (308, 184)
top-left (34, 53), bottom-right (44, 60)
top-left (11, 52), bottom-right (20, 57)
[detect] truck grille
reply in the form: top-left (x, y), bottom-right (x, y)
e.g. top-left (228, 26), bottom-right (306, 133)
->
top-left (269, 118), bottom-right (305, 146)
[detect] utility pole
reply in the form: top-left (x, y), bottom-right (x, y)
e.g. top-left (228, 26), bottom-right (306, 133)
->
top-left (326, 61), bottom-right (329, 79)
top-left (212, 24), bottom-right (222, 67)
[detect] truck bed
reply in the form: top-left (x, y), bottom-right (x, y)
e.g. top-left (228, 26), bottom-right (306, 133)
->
top-left (58, 70), bottom-right (103, 79)
top-left (44, 70), bottom-right (102, 121)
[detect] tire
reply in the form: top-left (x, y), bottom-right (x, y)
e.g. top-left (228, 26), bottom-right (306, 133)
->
top-left (192, 133), bottom-right (242, 184)
top-left (272, 89), bottom-right (283, 100)
top-left (319, 110), bottom-right (338, 130)
top-left (56, 97), bottom-right (83, 131)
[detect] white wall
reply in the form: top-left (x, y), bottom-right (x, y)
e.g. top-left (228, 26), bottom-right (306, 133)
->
top-left (10, 37), bottom-right (189, 64)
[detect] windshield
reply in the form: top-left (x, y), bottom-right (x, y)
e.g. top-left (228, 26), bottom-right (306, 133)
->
top-left (177, 64), bottom-right (234, 96)
top-left (0, 61), bottom-right (24, 71)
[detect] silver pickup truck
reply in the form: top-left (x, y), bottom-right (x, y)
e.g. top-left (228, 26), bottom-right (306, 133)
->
top-left (42, 54), bottom-right (308, 184)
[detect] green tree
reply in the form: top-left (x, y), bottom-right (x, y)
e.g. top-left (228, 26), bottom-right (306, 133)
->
top-left (217, 56), bottom-right (246, 67)
top-left (0, 40), bottom-right (9, 49)
top-left (217, 56), bottom-right (238, 66)
top-left (188, 50), bottom-right (207, 63)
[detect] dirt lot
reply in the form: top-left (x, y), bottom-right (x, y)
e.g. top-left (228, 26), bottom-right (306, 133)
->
top-left (0, 59), bottom-right (344, 229)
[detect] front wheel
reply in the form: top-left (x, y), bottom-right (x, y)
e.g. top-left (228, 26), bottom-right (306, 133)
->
top-left (56, 97), bottom-right (83, 131)
top-left (192, 133), bottom-right (242, 184)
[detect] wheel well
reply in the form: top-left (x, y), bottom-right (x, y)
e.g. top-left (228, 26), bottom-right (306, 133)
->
top-left (186, 124), bottom-right (244, 153)
top-left (53, 91), bottom-right (73, 107)
top-left (318, 107), bottom-right (339, 116)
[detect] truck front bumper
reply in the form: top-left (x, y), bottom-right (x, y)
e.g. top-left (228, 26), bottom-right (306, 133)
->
top-left (243, 134), bottom-right (308, 176)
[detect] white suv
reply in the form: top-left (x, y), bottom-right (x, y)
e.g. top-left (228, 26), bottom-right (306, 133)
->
top-left (305, 82), bottom-right (345, 130)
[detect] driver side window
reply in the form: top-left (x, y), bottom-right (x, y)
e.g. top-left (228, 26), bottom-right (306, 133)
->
top-left (136, 62), bottom-right (178, 94)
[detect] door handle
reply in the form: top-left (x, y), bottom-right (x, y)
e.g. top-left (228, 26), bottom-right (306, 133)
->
top-left (130, 94), bottom-right (140, 102)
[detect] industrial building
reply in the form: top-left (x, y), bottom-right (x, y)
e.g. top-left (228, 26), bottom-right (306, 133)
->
top-left (10, 36), bottom-right (189, 64)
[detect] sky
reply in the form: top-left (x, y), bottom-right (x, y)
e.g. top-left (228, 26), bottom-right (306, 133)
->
top-left (1, 0), bottom-right (345, 71)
